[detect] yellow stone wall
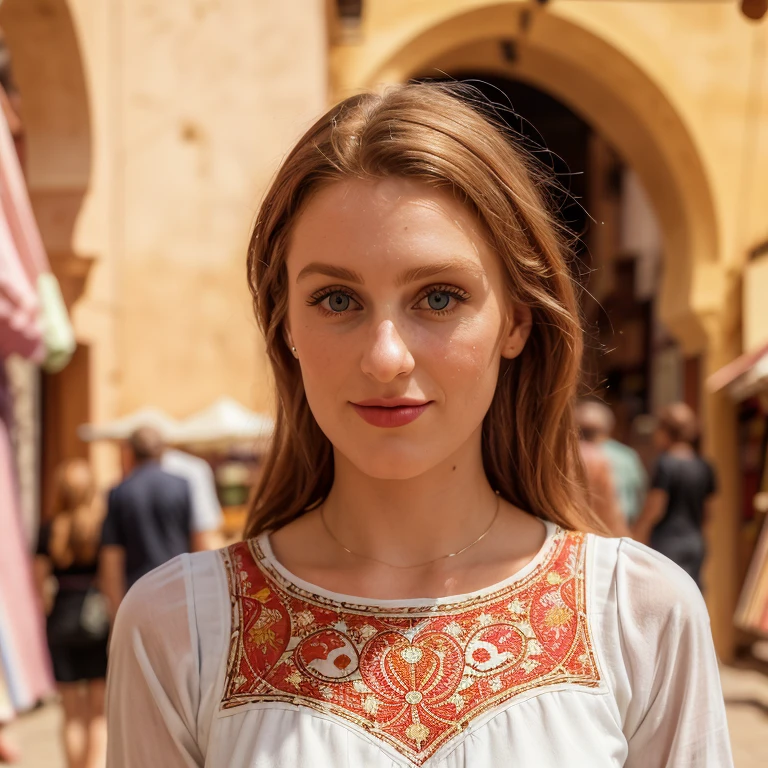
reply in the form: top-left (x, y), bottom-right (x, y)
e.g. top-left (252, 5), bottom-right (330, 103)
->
top-left (1, 0), bottom-right (328, 417)
top-left (112, 2), bottom-right (328, 418)
top-left (745, 254), bottom-right (768, 354)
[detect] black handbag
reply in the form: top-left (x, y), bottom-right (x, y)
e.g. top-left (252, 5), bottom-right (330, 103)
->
top-left (48, 581), bottom-right (111, 647)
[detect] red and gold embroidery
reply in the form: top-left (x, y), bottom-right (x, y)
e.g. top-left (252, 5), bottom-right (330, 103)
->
top-left (220, 529), bottom-right (599, 765)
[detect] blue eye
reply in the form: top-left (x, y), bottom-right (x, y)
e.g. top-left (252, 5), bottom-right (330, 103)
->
top-left (325, 292), bottom-right (351, 312)
top-left (413, 286), bottom-right (469, 314)
top-left (427, 292), bottom-right (451, 311)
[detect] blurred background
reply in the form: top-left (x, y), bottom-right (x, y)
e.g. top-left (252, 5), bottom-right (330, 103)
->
top-left (1, 0), bottom-right (768, 765)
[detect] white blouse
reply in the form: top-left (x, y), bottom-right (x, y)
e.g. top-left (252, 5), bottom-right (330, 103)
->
top-left (105, 523), bottom-right (733, 767)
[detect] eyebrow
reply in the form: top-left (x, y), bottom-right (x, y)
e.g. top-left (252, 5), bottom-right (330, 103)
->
top-left (296, 262), bottom-right (365, 284)
top-left (394, 259), bottom-right (486, 287)
top-left (296, 259), bottom-right (485, 286)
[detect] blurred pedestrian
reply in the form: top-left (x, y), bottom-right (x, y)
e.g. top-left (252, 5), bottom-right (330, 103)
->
top-left (163, 449), bottom-right (224, 549)
top-left (578, 439), bottom-right (629, 537)
top-left (633, 403), bottom-right (716, 588)
top-left (576, 399), bottom-right (647, 525)
top-left (99, 427), bottom-right (194, 619)
top-left (34, 459), bottom-right (108, 768)
top-left (119, 439), bottom-right (224, 551)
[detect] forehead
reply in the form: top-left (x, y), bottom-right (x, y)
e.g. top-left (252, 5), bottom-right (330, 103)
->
top-left (287, 178), bottom-right (493, 275)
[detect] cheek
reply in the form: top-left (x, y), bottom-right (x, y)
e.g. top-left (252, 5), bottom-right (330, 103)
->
top-left (429, 317), bottom-right (502, 398)
top-left (289, 311), bottom-right (357, 400)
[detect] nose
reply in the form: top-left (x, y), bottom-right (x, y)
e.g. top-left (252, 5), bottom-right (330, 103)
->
top-left (360, 319), bottom-right (415, 383)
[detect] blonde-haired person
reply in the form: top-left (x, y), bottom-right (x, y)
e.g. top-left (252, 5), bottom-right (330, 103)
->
top-left (106, 84), bottom-right (732, 767)
top-left (35, 459), bottom-right (108, 768)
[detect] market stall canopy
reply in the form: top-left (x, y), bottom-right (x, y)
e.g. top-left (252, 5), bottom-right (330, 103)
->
top-left (707, 340), bottom-right (768, 402)
top-left (171, 397), bottom-right (274, 446)
top-left (78, 407), bottom-right (181, 442)
top-left (78, 398), bottom-right (274, 447)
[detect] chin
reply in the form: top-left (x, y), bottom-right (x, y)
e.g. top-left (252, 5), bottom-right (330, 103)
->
top-left (337, 441), bottom-right (449, 481)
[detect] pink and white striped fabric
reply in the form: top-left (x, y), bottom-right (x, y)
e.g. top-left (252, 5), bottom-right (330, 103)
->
top-left (0, 92), bottom-right (54, 718)
top-left (0, 376), bottom-right (53, 715)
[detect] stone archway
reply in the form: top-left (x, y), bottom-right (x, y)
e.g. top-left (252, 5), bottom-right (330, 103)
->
top-left (333, 3), bottom-right (723, 356)
top-left (331, 2), bottom-right (740, 657)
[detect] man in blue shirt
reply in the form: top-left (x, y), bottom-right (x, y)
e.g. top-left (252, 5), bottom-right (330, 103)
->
top-left (100, 427), bottom-right (194, 618)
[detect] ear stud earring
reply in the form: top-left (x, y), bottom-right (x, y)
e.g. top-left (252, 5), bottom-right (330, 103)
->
top-left (291, 346), bottom-right (298, 358)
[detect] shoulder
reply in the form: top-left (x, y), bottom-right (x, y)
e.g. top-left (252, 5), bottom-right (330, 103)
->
top-left (608, 440), bottom-right (644, 466)
top-left (110, 551), bottom-right (229, 698)
top-left (114, 550), bottom-right (224, 643)
top-left (580, 441), bottom-right (607, 465)
top-left (108, 478), bottom-right (128, 500)
top-left (163, 450), bottom-right (213, 476)
top-left (114, 554), bottom-right (190, 634)
top-left (650, 452), bottom-right (677, 486)
top-left (589, 534), bottom-right (709, 631)
top-left (146, 464), bottom-right (192, 494)
top-left (107, 552), bottom-right (228, 762)
top-left (580, 443), bottom-right (612, 479)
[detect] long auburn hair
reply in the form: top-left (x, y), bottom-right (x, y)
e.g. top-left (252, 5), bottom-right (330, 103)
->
top-left (47, 459), bottom-right (104, 568)
top-left (245, 83), bottom-right (602, 538)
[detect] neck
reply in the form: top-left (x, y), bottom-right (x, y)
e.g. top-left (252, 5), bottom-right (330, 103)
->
top-left (668, 441), bottom-right (694, 455)
top-left (321, 431), bottom-right (500, 567)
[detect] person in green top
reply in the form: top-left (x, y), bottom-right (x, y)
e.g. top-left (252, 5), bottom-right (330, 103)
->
top-left (576, 399), bottom-right (647, 524)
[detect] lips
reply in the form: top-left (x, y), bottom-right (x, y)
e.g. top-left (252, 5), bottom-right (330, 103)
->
top-left (351, 399), bottom-right (432, 428)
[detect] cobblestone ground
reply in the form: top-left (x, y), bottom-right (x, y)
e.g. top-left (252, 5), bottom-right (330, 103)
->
top-left (5, 664), bottom-right (768, 766)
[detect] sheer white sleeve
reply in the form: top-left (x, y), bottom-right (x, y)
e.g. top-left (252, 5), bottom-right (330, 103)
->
top-left (615, 539), bottom-right (733, 767)
top-left (106, 555), bottom-right (204, 767)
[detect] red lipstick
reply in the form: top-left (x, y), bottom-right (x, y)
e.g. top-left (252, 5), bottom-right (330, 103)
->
top-left (350, 398), bottom-right (431, 428)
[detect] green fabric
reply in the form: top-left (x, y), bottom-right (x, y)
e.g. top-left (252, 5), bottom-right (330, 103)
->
top-left (37, 272), bottom-right (76, 373)
top-left (601, 439), bottom-right (647, 523)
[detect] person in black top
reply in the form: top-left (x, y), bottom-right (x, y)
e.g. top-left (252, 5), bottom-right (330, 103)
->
top-left (633, 402), bottom-right (717, 589)
top-left (34, 459), bottom-right (108, 768)
top-left (99, 427), bottom-right (194, 619)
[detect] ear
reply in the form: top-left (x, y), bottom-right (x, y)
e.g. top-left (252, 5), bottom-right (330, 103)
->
top-left (501, 304), bottom-right (533, 360)
top-left (282, 323), bottom-right (301, 359)
top-left (282, 323), bottom-right (294, 351)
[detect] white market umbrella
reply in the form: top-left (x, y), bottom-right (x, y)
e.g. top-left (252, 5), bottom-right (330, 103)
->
top-left (171, 397), bottom-right (274, 447)
top-left (78, 407), bottom-right (181, 442)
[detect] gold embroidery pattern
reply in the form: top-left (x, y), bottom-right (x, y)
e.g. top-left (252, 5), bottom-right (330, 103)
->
top-left (220, 529), bottom-right (599, 766)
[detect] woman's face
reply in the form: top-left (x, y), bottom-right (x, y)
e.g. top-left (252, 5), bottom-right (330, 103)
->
top-left (284, 178), bottom-right (531, 480)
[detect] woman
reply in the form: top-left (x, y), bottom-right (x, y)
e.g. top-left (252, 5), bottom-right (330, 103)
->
top-left (36, 459), bottom-right (108, 768)
top-left (633, 402), bottom-right (716, 589)
top-left (106, 84), bottom-right (732, 766)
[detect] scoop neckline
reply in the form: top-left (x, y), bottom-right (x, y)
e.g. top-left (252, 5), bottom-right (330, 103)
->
top-left (255, 519), bottom-right (559, 609)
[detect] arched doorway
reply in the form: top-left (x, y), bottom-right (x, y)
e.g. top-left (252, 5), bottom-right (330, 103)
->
top-left (334, 5), bottom-right (722, 353)
top-left (416, 74), bottom-right (669, 449)
top-left (331, 3), bottom-right (740, 656)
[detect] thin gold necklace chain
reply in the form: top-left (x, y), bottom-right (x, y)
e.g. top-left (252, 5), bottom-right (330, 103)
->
top-left (319, 492), bottom-right (501, 570)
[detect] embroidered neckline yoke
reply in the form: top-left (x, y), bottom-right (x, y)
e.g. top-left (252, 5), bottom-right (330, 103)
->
top-left (220, 527), bottom-right (599, 765)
